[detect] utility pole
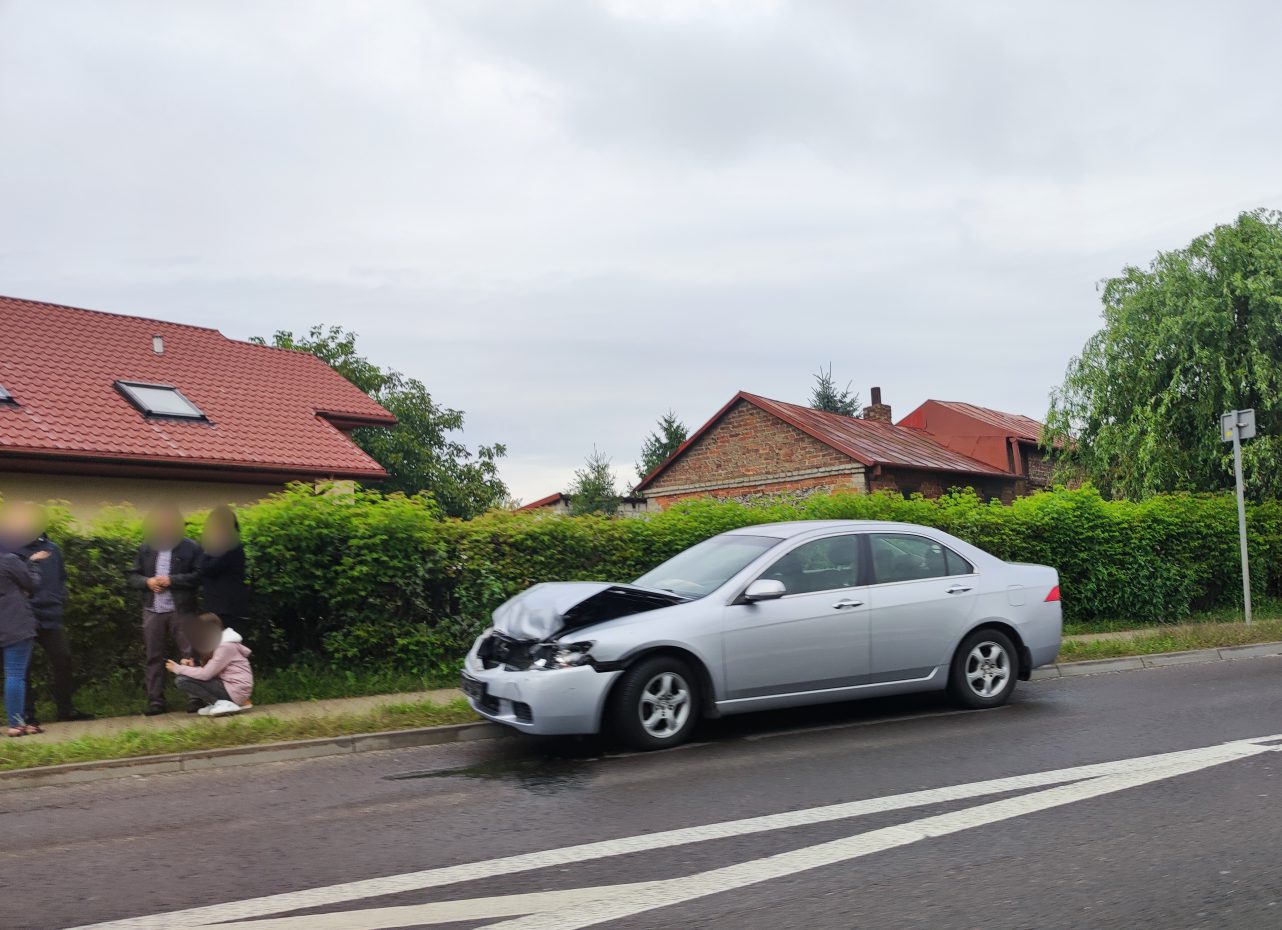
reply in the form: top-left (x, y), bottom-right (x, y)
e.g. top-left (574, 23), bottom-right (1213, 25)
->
top-left (1220, 409), bottom-right (1257, 624)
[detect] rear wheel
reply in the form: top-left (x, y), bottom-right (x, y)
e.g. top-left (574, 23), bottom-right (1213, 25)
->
top-left (608, 656), bottom-right (699, 750)
top-left (948, 629), bottom-right (1018, 708)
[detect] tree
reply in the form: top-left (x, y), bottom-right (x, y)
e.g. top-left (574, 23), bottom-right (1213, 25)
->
top-left (636, 410), bottom-right (689, 482)
top-left (809, 363), bottom-right (860, 417)
top-left (252, 326), bottom-right (509, 518)
top-left (1045, 209), bottom-right (1282, 500)
top-left (568, 447), bottom-right (620, 516)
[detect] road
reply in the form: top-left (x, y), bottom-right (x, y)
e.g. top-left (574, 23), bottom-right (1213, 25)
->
top-left (6, 656), bottom-right (1282, 930)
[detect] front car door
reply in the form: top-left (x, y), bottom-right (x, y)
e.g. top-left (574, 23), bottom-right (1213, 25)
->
top-left (721, 534), bottom-right (870, 701)
top-left (865, 532), bottom-right (979, 683)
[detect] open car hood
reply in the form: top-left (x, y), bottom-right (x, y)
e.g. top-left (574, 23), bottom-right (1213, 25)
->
top-left (491, 582), bottom-right (686, 641)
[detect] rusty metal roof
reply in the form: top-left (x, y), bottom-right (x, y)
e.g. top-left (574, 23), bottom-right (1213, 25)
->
top-left (635, 391), bottom-right (1011, 491)
top-left (921, 400), bottom-right (1046, 443)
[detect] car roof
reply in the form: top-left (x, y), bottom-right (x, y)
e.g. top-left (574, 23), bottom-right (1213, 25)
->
top-left (722, 519), bottom-right (940, 539)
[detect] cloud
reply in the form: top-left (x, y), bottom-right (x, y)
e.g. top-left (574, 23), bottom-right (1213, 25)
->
top-left (2, 0), bottom-right (1281, 501)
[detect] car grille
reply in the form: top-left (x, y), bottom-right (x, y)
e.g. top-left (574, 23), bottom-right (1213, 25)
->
top-left (477, 632), bottom-right (539, 670)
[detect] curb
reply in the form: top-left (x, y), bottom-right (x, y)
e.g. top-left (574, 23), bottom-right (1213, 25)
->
top-left (0, 720), bottom-right (509, 791)
top-left (8, 641), bottom-right (1282, 790)
top-left (1030, 640), bottom-right (1282, 680)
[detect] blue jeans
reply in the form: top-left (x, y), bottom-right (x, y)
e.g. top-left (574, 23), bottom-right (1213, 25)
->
top-left (3, 638), bottom-right (34, 728)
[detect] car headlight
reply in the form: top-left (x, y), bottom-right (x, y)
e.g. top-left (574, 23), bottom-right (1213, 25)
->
top-left (531, 641), bottom-right (595, 670)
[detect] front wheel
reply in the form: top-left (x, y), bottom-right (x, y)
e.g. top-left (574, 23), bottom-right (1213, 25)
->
top-left (608, 656), bottom-right (700, 750)
top-left (948, 630), bottom-right (1019, 709)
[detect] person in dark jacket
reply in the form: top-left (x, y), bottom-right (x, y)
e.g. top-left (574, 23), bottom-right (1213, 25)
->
top-left (127, 506), bottom-right (202, 716)
top-left (0, 504), bottom-right (49, 737)
top-left (199, 506), bottom-right (250, 627)
top-left (21, 521), bottom-right (92, 723)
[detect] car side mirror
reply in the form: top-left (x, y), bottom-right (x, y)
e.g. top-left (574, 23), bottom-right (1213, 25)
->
top-left (743, 579), bottom-right (786, 602)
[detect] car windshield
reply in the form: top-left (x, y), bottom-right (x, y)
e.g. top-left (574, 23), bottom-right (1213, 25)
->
top-left (634, 534), bottom-right (781, 598)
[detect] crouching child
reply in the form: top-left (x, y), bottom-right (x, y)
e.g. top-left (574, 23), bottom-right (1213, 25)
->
top-left (165, 613), bottom-right (253, 716)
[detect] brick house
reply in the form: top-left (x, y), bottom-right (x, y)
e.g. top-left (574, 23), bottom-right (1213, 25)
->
top-left (0, 296), bottom-right (396, 520)
top-left (635, 389), bottom-right (1025, 509)
top-left (896, 399), bottom-right (1056, 494)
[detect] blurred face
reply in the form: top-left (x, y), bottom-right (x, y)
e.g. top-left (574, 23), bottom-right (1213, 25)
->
top-left (0, 502), bottom-right (46, 546)
top-left (191, 619), bottom-right (222, 654)
top-left (202, 508), bottom-right (239, 551)
top-left (145, 508), bottom-right (184, 547)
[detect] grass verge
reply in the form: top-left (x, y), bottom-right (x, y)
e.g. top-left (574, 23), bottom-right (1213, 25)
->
top-left (1062, 598), bottom-right (1282, 636)
top-left (1, 698), bottom-right (479, 773)
top-left (1057, 620), bottom-right (1282, 662)
top-left (15, 622), bottom-right (1282, 774)
top-left (32, 661), bottom-right (462, 723)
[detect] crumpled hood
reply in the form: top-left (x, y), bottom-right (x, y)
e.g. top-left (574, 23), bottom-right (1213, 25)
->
top-left (491, 582), bottom-right (685, 641)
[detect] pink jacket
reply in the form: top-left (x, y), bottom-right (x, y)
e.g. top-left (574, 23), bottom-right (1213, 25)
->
top-left (172, 628), bottom-right (254, 705)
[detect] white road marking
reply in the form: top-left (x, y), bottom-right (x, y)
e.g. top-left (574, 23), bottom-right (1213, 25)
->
top-left (484, 740), bottom-right (1275, 930)
top-left (69, 734), bottom-right (1282, 930)
top-left (219, 883), bottom-right (661, 930)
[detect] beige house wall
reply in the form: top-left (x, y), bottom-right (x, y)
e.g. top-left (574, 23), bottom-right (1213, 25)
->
top-left (0, 472), bottom-right (284, 524)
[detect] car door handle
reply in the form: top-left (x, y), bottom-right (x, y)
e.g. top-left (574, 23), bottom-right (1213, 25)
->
top-left (831, 599), bottom-right (864, 609)
top-left (945, 585), bottom-right (973, 595)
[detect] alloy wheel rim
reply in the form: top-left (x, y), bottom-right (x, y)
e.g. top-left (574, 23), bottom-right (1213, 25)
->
top-left (639, 671), bottom-right (691, 739)
top-left (966, 641), bottom-right (1010, 697)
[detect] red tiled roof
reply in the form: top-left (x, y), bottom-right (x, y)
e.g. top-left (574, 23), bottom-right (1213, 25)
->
top-left (0, 296), bottom-right (396, 480)
top-left (918, 400), bottom-right (1045, 443)
top-left (636, 391), bottom-right (1010, 491)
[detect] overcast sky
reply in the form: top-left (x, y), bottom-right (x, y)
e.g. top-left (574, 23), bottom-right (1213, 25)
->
top-left (3, 1), bottom-right (1281, 502)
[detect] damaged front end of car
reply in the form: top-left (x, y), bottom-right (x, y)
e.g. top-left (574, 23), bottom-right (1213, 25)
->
top-left (473, 582), bottom-right (686, 672)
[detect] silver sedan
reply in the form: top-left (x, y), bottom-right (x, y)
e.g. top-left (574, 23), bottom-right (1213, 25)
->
top-left (461, 519), bottom-right (1061, 749)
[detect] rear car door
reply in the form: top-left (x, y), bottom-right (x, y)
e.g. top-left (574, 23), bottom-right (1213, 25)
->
top-left (721, 534), bottom-right (870, 700)
top-left (865, 533), bottom-right (979, 682)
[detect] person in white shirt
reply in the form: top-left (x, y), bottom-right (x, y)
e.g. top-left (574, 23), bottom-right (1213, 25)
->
top-left (127, 507), bottom-right (203, 716)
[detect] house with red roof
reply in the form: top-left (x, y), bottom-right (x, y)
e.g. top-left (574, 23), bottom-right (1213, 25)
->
top-left (0, 296), bottom-right (396, 519)
top-left (516, 491), bottom-right (651, 518)
top-left (635, 388), bottom-right (1053, 510)
top-left (896, 399), bottom-right (1056, 493)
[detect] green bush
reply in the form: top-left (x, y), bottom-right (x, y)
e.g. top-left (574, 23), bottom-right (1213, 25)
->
top-left (10, 484), bottom-right (1282, 696)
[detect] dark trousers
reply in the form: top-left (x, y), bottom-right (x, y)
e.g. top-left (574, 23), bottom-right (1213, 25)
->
top-left (175, 675), bottom-right (230, 706)
top-left (24, 626), bottom-right (74, 722)
top-left (143, 610), bottom-right (194, 706)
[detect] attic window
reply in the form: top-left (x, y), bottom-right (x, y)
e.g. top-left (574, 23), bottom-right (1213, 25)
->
top-left (115, 381), bottom-right (206, 420)
top-left (0, 384), bottom-right (14, 405)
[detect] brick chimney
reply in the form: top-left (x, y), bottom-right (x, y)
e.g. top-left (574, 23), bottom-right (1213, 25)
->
top-left (862, 386), bottom-right (892, 423)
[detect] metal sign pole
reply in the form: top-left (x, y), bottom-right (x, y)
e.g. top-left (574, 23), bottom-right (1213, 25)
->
top-left (1231, 426), bottom-right (1253, 625)
top-left (1222, 409), bottom-right (1256, 625)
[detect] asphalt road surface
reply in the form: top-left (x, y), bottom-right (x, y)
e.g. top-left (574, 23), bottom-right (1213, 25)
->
top-left (7, 656), bottom-right (1282, 930)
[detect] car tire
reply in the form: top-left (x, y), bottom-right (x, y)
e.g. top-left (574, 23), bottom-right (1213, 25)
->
top-left (948, 629), bottom-right (1019, 709)
top-left (609, 655), bottom-right (700, 750)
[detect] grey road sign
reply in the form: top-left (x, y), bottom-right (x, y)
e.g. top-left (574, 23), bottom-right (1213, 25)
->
top-left (1222, 408), bottom-right (1256, 442)
top-left (1220, 409), bottom-right (1257, 623)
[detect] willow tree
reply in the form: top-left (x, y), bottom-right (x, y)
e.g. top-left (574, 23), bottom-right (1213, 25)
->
top-left (1046, 209), bottom-right (1282, 499)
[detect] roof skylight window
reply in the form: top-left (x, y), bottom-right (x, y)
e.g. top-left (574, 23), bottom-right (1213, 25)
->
top-left (115, 381), bottom-right (206, 420)
top-left (0, 384), bottom-right (14, 405)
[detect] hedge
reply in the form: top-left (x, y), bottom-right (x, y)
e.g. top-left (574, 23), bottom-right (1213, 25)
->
top-left (8, 484), bottom-right (1282, 691)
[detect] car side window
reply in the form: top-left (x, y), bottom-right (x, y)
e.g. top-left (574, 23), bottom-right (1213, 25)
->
top-left (869, 533), bottom-right (968, 584)
top-left (760, 536), bottom-right (860, 595)
top-left (945, 548), bottom-right (974, 576)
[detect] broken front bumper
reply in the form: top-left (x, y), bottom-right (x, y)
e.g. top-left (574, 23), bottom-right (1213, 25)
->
top-left (461, 646), bottom-right (620, 736)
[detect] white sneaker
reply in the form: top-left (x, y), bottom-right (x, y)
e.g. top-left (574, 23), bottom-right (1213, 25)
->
top-left (196, 704), bottom-right (217, 716)
top-left (207, 700), bottom-right (245, 717)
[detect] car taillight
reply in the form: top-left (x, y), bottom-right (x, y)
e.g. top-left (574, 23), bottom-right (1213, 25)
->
top-left (1044, 585), bottom-right (1061, 602)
